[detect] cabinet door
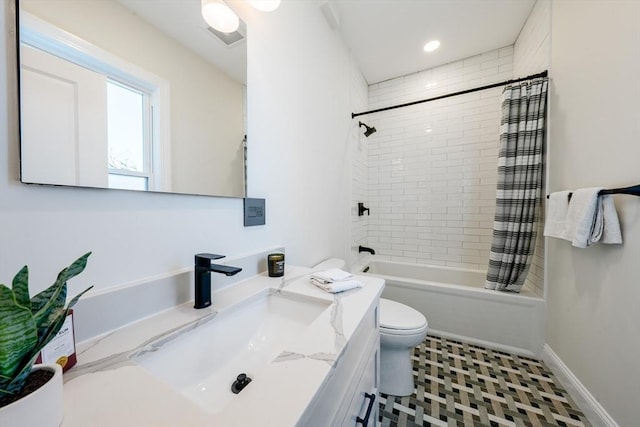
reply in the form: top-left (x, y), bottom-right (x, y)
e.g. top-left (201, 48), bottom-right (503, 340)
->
top-left (342, 347), bottom-right (378, 427)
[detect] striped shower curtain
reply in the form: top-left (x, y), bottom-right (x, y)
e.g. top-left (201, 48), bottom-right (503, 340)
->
top-left (485, 77), bottom-right (548, 292)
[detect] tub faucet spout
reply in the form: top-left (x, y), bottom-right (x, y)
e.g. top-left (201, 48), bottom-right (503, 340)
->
top-left (359, 245), bottom-right (376, 255)
top-left (194, 253), bottom-right (242, 309)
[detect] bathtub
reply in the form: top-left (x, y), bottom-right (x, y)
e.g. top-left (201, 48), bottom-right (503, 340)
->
top-left (362, 259), bottom-right (545, 356)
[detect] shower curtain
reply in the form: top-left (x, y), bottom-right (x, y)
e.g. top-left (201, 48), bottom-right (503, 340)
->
top-left (485, 77), bottom-right (548, 292)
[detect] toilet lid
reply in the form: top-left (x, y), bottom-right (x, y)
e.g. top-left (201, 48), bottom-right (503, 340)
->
top-left (379, 298), bottom-right (427, 331)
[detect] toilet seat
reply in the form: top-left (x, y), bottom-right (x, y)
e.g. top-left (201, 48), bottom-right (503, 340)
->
top-left (379, 298), bottom-right (427, 335)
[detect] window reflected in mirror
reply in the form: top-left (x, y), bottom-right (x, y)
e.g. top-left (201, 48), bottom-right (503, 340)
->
top-left (107, 81), bottom-right (151, 191)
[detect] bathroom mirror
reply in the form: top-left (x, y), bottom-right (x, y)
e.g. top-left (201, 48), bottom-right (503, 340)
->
top-left (17, 0), bottom-right (247, 198)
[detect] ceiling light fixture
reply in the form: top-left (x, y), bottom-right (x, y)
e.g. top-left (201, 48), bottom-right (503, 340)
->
top-left (248, 0), bottom-right (281, 12)
top-left (201, 0), bottom-right (239, 33)
top-left (423, 40), bottom-right (440, 53)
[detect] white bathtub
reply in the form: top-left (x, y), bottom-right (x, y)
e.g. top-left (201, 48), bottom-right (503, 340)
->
top-left (362, 260), bottom-right (545, 356)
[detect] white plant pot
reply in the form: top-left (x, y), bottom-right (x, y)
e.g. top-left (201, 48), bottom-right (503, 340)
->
top-left (0, 363), bottom-right (64, 427)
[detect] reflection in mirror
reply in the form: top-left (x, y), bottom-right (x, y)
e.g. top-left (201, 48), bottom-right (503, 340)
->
top-left (17, 0), bottom-right (247, 198)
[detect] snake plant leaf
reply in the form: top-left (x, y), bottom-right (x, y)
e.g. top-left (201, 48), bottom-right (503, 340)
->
top-left (0, 353), bottom-right (39, 396)
top-left (32, 284), bottom-right (93, 358)
top-left (66, 285), bottom-right (93, 310)
top-left (11, 266), bottom-right (30, 310)
top-left (30, 269), bottom-right (67, 316)
top-left (62, 252), bottom-right (91, 281)
top-left (30, 252), bottom-right (90, 344)
top-left (31, 279), bottom-right (66, 345)
top-left (34, 306), bottom-right (69, 354)
top-left (0, 285), bottom-right (37, 379)
top-left (30, 252), bottom-right (90, 315)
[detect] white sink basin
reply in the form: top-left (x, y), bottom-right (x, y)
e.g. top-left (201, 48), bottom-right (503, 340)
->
top-left (134, 289), bottom-right (331, 414)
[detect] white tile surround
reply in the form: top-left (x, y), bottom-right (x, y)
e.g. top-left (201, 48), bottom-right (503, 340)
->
top-left (513, 0), bottom-right (551, 79)
top-left (364, 47), bottom-right (514, 271)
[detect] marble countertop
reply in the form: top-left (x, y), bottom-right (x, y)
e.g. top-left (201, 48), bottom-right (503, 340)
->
top-left (61, 266), bottom-right (384, 427)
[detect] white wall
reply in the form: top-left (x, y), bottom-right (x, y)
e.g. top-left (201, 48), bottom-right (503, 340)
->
top-left (1, 0), bottom-right (360, 298)
top-left (547, 1), bottom-right (640, 425)
top-left (365, 47), bottom-right (513, 271)
top-left (245, 0), bottom-right (359, 269)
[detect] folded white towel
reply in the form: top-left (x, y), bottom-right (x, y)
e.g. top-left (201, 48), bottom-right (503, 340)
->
top-left (600, 195), bottom-right (623, 244)
top-left (544, 191), bottom-right (572, 240)
top-left (566, 188), bottom-right (603, 248)
top-left (310, 268), bottom-right (353, 283)
top-left (310, 277), bottom-right (363, 293)
top-left (565, 188), bottom-right (623, 248)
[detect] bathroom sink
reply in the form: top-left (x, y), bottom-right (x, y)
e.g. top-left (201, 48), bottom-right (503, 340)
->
top-left (133, 289), bottom-right (331, 414)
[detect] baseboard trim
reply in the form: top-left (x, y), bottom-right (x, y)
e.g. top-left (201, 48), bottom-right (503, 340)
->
top-left (428, 329), bottom-right (536, 358)
top-left (542, 344), bottom-right (618, 427)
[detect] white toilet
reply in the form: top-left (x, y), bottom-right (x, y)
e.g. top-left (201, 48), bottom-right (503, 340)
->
top-left (379, 298), bottom-right (428, 396)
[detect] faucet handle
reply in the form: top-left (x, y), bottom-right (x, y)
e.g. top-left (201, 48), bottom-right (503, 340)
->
top-left (195, 253), bottom-right (225, 267)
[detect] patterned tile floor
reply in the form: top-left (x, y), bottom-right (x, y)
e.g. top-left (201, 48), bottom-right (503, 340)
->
top-left (379, 336), bottom-right (591, 427)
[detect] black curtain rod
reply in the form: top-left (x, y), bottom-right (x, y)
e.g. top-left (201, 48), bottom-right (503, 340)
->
top-left (351, 70), bottom-right (548, 119)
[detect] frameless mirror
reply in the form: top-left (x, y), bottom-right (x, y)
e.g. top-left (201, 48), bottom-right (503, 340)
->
top-left (17, 0), bottom-right (247, 198)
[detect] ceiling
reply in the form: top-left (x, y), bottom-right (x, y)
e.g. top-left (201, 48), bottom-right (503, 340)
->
top-left (329, 0), bottom-right (536, 84)
top-left (117, 0), bottom-right (247, 83)
top-left (116, 0), bottom-right (536, 86)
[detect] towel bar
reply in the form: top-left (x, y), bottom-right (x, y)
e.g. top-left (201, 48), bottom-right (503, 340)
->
top-left (546, 184), bottom-right (640, 200)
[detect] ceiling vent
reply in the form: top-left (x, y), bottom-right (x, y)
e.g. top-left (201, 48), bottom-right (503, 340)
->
top-left (206, 21), bottom-right (246, 48)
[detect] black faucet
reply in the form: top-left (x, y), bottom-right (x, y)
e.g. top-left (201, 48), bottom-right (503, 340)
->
top-left (194, 253), bottom-right (242, 309)
top-left (358, 245), bottom-right (376, 255)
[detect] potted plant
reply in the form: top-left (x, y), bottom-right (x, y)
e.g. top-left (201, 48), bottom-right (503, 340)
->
top-left (0, 252), bottom-right (93, 427)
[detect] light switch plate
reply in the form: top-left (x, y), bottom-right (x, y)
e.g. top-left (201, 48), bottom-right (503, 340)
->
top-left (244, 198), bottom-right (265, 226)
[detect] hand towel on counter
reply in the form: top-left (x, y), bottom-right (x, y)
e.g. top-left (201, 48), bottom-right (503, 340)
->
top-left (544, 191), bottom-right (572, 240)
top-left (565, 188), bottom-right (622, 248)
top-left (310, 277), bottom-right (363, 293)
top-left (310, 268), bottom-right (362, 293)
top-left (310, 268), bottom-right (353, 283)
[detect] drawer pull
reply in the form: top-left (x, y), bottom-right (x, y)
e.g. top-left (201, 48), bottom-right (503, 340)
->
top-left (356, 392), bottom-right (376, 426)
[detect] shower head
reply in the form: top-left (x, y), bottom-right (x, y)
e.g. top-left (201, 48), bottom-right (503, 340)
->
top-left (359, 121), bottom-right (377, 137)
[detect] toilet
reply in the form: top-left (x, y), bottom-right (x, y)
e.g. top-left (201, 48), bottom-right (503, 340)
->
top-left (379, 298), bottom-right (428, 396)
top-left (309, 259), bottom-right (428, 396)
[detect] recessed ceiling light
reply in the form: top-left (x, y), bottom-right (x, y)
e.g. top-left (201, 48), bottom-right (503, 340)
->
top-left (201, 0), bottom-right (239, 33)
top-left (423, 40), bottom-right (440, 53)
top-left (248, 0), bottom-right (281, 12)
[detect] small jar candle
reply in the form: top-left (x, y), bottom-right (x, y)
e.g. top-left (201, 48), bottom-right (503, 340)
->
top-left (267, 253), bottom-right (285, 277)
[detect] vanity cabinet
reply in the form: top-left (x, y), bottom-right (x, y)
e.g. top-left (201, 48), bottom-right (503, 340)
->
top-left (298, 300), bottom-right (380, 427)
top-left (340, 346), bottom-right (378, 426)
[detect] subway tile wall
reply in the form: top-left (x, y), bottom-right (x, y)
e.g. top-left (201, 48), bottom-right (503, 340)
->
top-left (350, 59), bottom-right (370, 267)
top-left (513, 0), bottom-right (550, 78)
top-left (365, 47), bottom-right (514, 270)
